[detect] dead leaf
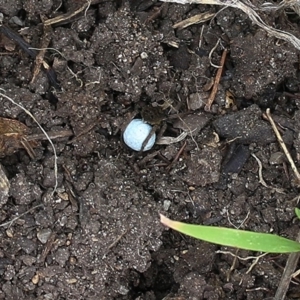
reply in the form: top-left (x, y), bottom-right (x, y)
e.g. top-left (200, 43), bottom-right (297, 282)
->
top-left (0, 117), bottom-right (37, 158)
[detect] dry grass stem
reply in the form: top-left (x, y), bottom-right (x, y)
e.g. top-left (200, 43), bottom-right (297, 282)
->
top-left (0, 204), bottom-right (44, 228)
top-left (205, 48), bottom-right (227, 111)
top-left (266, 108), bottom-right (300, 185)
top-left (44, 0), bottom-right (91, 26)
top-left (261, 0), bottom-right (300, 16)
top-left (172, 12), bottom-right (215, 29)
top-left (156, 131), bottom-right (188, 144)
top-left (160, 0), bottom-right (300, 50)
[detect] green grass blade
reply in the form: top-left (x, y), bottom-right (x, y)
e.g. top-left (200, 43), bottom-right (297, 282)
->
top-left (160, 214), bottom-right (300, 253)
top-left (295, 208), bottom-right (300, 220)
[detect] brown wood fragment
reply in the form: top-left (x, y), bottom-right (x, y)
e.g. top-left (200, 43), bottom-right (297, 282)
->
top-left (205, 49), bottom-right (227, 111)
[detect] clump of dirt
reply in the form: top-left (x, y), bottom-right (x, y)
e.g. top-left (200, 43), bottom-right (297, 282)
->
top-left (1, 1), bottom-right (300, 299)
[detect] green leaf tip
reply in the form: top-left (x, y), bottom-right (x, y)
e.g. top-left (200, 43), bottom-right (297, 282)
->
top-left (160, 215), bottom-right (300, 253)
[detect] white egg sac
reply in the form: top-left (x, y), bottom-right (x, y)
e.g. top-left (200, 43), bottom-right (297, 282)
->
top-left (123, 119), bottom-right (156, 151)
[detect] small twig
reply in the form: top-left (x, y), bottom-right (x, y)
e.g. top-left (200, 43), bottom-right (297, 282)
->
top-left (226, 248), bottom-right (239, 282)
top-left (198, 25), bottom-right (205, 48)
top-left (0, 204), bottom-right (43, 228)
top-left (292, 268), bottom-right (300, 279)
top-left (205, 48), bottom-right (227, 111)
top-left (266, 108), bottom-right (300, 185)
top-left (246, 287), bottom-right (270, 292)
top-left (265, 106), bottom-right (300, 299)
top-left (20, 138), bottom-right (36, 159)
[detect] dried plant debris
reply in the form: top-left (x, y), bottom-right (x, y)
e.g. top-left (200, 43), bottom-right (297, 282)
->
top-left (172, 11), bottom-right (214, 29)
top-left (160, 0), bottom-right (300, 50)
top-left (0, 117), bottom-right (37, 158)
top-left (0, 163), bottom-right (9, 208)
top-left (262, 0), bottom-right (300, 16)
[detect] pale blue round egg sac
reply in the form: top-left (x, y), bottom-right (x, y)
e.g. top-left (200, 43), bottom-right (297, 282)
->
top-left (123, 119), bottom-right (156, 151)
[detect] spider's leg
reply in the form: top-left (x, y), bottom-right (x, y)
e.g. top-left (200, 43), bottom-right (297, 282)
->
top-left (131, 125), bottom-right (157, 170)
top-left (156, 122), bottom-right (167, 142)
top-left (140, 124), bottom-right (157, 153)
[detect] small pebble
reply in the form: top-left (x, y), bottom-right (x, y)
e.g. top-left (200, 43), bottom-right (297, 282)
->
top-left (140, 52), bottom-right (148, 59)
top-left (163, 200), bottom-right (171, 211)
top-left (37, 228), bottom-right (52, 244)
top-left (123, 119), bottom-right (156, 151)
top-left (269, 152), bottom-right (285, 165)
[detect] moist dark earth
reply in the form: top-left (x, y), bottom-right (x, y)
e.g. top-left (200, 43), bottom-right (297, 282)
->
top-left (1, 0), bottom-right (300, 299)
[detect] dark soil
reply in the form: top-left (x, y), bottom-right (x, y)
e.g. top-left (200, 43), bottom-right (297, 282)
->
top-left (0, 0), bottom-right (300, 299)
